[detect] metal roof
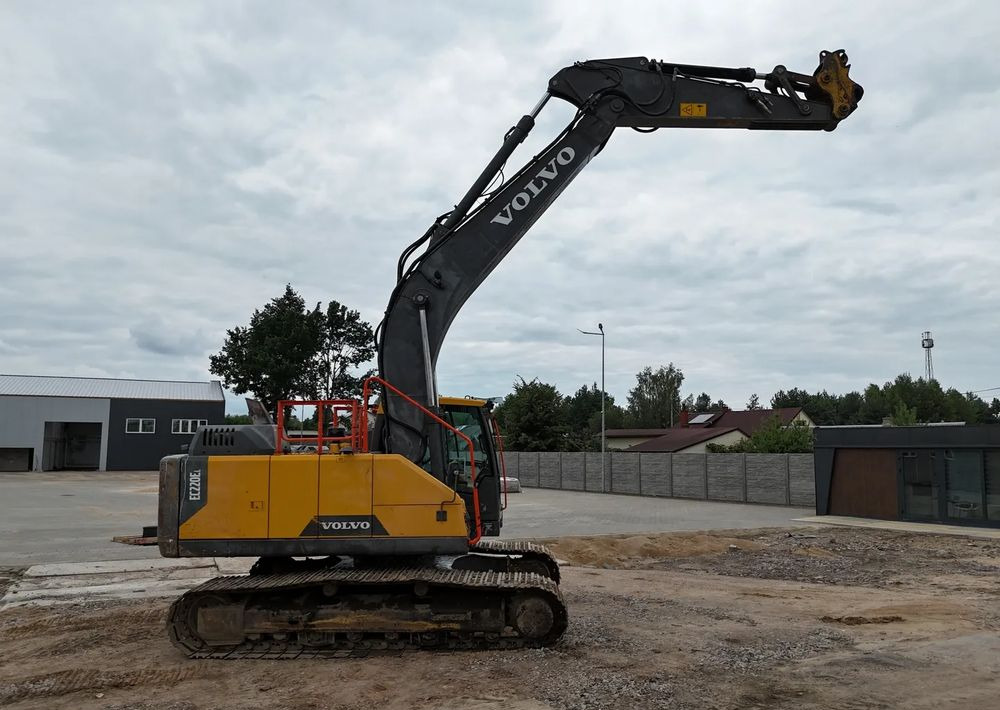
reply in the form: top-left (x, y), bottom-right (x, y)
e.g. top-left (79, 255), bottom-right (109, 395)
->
top-left (605, 429), bottom-right (673, 438)
top-left (626, 427), bottom-right (742, 453)
top-left (0, 374), bottom-right (225, 402)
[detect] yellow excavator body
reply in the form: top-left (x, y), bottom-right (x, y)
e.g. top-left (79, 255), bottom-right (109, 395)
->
top-left (172, 452), bottom-right (469, 547)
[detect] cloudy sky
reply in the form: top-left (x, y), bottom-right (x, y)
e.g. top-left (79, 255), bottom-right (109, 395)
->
top-left (2, 1), bottom-right (998, 413)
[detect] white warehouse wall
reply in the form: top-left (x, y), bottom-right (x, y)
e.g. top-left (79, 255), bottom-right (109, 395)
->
top-left (0, 396), bottom-right (111, 470)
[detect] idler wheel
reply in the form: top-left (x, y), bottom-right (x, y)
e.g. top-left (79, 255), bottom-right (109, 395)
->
top-left (510, 593), bottom-right (556, 640)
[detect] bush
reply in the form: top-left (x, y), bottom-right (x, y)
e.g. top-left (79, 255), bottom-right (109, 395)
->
top-left (706, 416), bottom-right (813, 453)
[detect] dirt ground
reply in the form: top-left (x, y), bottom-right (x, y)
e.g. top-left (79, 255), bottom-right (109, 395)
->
top-left (1, 526), bottom-right (999, 709)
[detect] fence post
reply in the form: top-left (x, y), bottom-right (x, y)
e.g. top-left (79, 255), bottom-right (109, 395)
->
top-left (558, 451), bottom-right (564, 490)
top-left (741, 453), bottom-right (747, 503)
top-left (785, 453), bottom-right (791, 505)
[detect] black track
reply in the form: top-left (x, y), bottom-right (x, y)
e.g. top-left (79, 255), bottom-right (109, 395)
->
top-left (168, 566), bottom-right (566, 659)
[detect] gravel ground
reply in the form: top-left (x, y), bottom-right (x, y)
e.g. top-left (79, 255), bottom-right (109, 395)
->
top-left (641, 527), bottom-right (1000, 588)
top-left (0, 569), bottom-right (23, 598)
top-left (1, 527), bottom-right (999, 709)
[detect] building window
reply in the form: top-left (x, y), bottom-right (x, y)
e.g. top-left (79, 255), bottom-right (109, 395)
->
top-left (171, 419), bottom-right (208, 435)
top-left (125, 418), bottom-right (156, 434)
top-left (986, 450), bottom-right (1000, 522)
top-left (944, 449), bottom-right (984, 520)
top-left (901, 450), bottom-right (937, 519)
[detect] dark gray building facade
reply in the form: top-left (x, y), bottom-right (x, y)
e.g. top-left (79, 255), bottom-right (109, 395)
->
top-left (815, 425), bottom-right (1000, 529)
top-left (0, 375), bottom-right (226, 471)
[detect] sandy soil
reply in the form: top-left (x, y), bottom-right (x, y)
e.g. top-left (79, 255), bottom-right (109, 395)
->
top-left (1, 527), bottom-right (998, 709)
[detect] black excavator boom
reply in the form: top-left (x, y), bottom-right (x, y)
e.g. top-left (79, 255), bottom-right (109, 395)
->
top-left (376, 50), bottom-right (861, 472)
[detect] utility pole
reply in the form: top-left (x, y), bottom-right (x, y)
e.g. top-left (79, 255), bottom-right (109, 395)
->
top-left (579, 323), bottom-right (605, 492)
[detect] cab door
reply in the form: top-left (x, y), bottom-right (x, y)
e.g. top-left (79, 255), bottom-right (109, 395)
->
top-left (442, 404), bottom-right (502, 536)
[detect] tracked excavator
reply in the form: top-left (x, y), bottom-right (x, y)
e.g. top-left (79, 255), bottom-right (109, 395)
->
top-left (159, 51), bottom-right (862, 657)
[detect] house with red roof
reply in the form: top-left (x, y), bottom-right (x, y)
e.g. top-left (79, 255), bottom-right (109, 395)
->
top-left (604, 407), bottom-right (814, 453)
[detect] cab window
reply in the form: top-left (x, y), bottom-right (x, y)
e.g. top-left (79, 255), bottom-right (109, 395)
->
top-left (443, 407), bottom-right (492, 487)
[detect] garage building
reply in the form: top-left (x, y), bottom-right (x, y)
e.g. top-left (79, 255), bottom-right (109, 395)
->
top-left (0, 374), bottom-right (225, 471)
top-left (814, 425), bottom-right (1000, 529)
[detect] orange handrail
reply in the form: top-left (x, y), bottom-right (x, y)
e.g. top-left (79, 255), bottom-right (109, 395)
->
top-left (274, 399), bottom-right (361, 455)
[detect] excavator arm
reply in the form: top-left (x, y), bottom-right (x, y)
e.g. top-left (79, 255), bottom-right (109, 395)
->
top-left (376, 50), bottom-right (862, 470)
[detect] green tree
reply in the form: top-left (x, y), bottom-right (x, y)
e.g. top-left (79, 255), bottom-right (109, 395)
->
top-left (890, 400), bottom-right (918, 425)
top-left (563, 384), bottom-right (603, 433)
top-left (694, 392), bottom-right (714, 412)
top-left (836, 391), bottom-right (865, 425)
top-left (770, 388), bottom-right (811, 410)
top-left (209, 285), bottom-right (376, 417)
top-left (858, 383), bottom-right (891, 424)
top-left (746, 393), bottom-right (761, 410)
top-left (493, 378), bottom-right (566, 451)
top-left (209, 285), bottom-right (324, 416)
top-left (683, 392), bottom-right (719, 412)
top-left (588, 403), bottom-right (625, 436)
top-left (311, 300), bottom-right (376, 399)
top-left (224, 414), bottom-right (252, 425)
top-left (625, 364), bottom-right (684, 428)
top-left (563, 383), bottom-right (618, 451)
top-left (767, 375), bottom-right (998, 427)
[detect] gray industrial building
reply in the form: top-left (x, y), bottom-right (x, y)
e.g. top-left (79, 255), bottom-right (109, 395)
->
top-left (0, 375), bottom-right (225, 472)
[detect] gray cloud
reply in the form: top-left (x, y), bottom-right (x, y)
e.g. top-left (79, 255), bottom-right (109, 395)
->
top-left (1, 1), bottom-right (998, 414)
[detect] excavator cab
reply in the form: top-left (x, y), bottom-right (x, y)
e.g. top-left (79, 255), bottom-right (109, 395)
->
top-left (439, 397), bottom-right (505, 536)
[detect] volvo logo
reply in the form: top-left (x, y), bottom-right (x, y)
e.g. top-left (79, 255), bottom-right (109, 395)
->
top-left (302, 515), bottom-right (389, 537)
top-left (319, 520), bottom-right (370, 531)
top-left (490, 147), bottom-right (576, 226)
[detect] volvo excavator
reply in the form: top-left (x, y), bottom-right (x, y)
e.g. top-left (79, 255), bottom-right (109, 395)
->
top-left (158, 50), bottom-right (862, 657)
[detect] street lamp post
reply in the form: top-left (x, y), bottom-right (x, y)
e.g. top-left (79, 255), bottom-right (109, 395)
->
top-left (578, 323), bottom-right (605, 492)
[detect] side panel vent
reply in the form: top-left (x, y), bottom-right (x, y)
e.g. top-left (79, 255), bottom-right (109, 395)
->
top-left (189, 425), bottom-right (276, 457)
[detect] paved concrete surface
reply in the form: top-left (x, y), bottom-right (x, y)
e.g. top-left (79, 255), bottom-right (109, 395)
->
top-left (0, 470), bottom-right (812, 567)
top-left (1, 557), bottom-right (256, 608)
top-left (795, 514), bottom-right (1000, 539)
top-left (0, 471), bottom-right (162, 566)
top-left (507, 488), bottom-right (812, 539)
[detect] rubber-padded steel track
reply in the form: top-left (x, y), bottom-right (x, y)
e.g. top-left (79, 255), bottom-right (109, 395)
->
top-left (469, 539), bottom-right (561, 583)
top-left (168, 566), bottom-right (566, 659)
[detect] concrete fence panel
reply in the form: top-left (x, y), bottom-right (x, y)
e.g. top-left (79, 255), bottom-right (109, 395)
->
top-left (538, 452), bottom-right (561, 489)
top-left (788, 454), bottom-right (816, 507)
top-left (672, 454), bottom-right (707, 499)
top-left (707, 453), bottom-right (745, 502)
top-left (584, 452), bottom-right (606, 492)
top-left (746, 454), bottom-right (789, 505)
top-left (639, 453), bottom-right (672, 497)
top-left (610, 452), bottom-right (641, 494)
top-left (501, 451), bottom-right (519, 483)
top-left (560, 452), bottom-right (585, 491)
top-left (520, 452), bottom-right (541, 490)
top-left (506, 451), bottom-right (812, 507)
